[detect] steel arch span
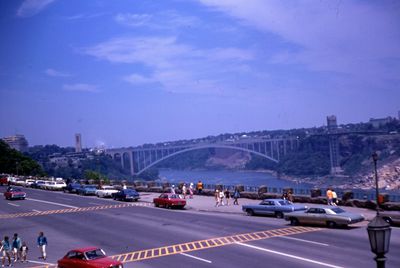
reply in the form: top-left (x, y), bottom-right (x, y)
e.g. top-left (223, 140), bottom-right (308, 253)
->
top-left (135, 144), bottom-right (278, 175)
top-left (106, 138), bottom-right (298, 176)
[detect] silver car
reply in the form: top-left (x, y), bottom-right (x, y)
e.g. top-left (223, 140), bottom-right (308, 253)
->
top-left (284, 206), bottom-right (365, 228)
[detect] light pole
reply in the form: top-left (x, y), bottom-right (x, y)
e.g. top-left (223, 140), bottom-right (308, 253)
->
top-left (367, 152), bottom-right (391, 268)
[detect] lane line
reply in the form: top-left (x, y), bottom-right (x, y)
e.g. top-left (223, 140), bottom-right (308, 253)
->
top-left (27, 259), bottom-right (56, 265)
top-left (277, 236), bottom-right (329, 246)
top-left (32, 209), bottom-right (41, 213)
top-left (26, 198), bottom-right (78, 208)
top-left (180, 252), bottom-right (212, 263)
top-left (235, 242), bottom-right (344, 268)
top-left (7, 203), bottom-right (20, 207)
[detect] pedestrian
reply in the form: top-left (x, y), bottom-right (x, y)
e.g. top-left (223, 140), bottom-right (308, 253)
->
top-left (20, 242), bottom-right (28, 263)
top-left (37, 232), bottom-right (47, 260)
top-left (326, 188), bottom-right (333, 206)
top-left (332, 190), bottom-right (338, 206)
top-left (224, 189), bottom-right (230, 206)
top-left (1, 236), bottom-right (12, 267)
top-left (282, 191), bottom-right (288, 200)
top-left (197, 180), bottom-right (203, 195)
top-left (214, 189), bottom-right (220, 207)
top-left (233, 188), bottom-right (240, 205)
top-left (171, 185), bottom-right (176, 194)
top-left (182, 184), bottom-right (187, 199)
top-left (219, 189), bottom-right (225, 206)
top-left (11, 233), bottom-right (21, 263)
top-left (189, 183), bottom-right (194, 199)
top-left (287, 190), bottom-right (294, 203)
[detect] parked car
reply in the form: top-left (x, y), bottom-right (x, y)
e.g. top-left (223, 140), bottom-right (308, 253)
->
top-left (380, 211), bottom-right (400, 226)
top-left (46, 181), bottom-right (67, 191)
top-left (4, 187), bottom-right (26, 200)
top-left (0, 176), bottom-right (8, 186)
top-left (153, 193), bottom-right (186, 209)
top-left (96, 185), bottom-right (118, 198)
top-left (14, 179), bottom-right (26, 186)
top-left (57, 247), bottom-right (123, 268)
top-left (24, 179), bottom-right (35, 187)
top-left (77, 185), bottom-right (98, 196)
top-left (242, 199), bottom-right (307, 218)
top-left (64, 183), bottom-right (82, 193)
top-left (31, 180), bottom-right (46, 189)
top-left (284, 206), bottom-right (365, 228)
top-left (39, 181), bottom-right (51, 189)
top-left (112, 189), bottom-right (140, 202)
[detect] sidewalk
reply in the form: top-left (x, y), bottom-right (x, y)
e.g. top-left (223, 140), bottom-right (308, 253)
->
top-left (138, 192), bottom-right (377, 221)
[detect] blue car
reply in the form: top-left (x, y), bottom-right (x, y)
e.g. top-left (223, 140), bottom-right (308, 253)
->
top-left (64, 183), bottom-right (81, 193)
top-left (242, 199), bottom-right (307, 218)
top-left (112, 189), bottom-right (140, 202)
top-left (77, 185), bottom-right (97, 196)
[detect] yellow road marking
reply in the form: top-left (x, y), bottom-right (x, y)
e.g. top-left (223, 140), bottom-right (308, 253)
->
top-left (0, 202), bottom-right (152, 219)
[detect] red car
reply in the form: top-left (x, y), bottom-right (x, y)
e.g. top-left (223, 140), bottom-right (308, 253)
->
top-left (0, 175), bottom-right (8, 186)
top-left (57, 247), bottom-right (123, 268)
top-left (153, 193), bottom-right (186, 209)
top-left (4, 187), bottom-right (26, 200)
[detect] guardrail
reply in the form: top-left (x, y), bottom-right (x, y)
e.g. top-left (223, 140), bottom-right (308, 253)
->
top-left (145, 181), bottom-right (400, 202)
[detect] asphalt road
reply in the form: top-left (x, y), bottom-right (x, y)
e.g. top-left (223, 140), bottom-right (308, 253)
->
top-left (0, 186), bottom-right (399, 268)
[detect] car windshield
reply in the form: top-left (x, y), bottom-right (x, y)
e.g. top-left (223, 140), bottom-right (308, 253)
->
top-left (278, 200), bottom-right (291, 205)
top-left (125, 190), bottom-right (137, 194)
top-left (11, 188), bottom-right (23, 192)
top-left (330, 207), bottom-right (346, 214)
top-left (84, 249), bottom-right (106, 260)
top-left (85, 186), bottom-right (96, 189)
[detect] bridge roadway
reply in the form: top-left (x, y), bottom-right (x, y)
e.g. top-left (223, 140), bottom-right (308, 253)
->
top-left (0, 186), bottom-right (399, 268)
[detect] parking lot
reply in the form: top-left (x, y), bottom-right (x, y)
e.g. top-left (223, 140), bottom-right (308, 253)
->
top-left (1, 185), bottom-right (399, 268)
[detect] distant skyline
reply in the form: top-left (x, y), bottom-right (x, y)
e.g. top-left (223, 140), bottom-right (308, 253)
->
top-left (1, 0), bottom-right (399, 148)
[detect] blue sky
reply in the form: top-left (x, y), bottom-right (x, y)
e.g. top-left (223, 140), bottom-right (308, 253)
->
top-left (0, 0), bottom-right (399, 148)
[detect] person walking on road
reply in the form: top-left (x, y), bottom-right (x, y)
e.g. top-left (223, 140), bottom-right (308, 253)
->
top-left (224, 189), bottom-right (230, 206)
top-left (233, 188), bottom-right (240, 205)
top-left (326, 188), bottom-right (333, 206)
top-left (37, 232), bottom-right (47, 261)
top-left (182, 184), bottom-right (187, 199)
top-left (11, 233), bottom-right (21, 262)
top-left (171, 185), bottom-right (176, 194)
top-left (20, 242), bottom-right (28, 263)
top-left (189, 183), bottom-right (194, 199)
top-left (214, 189), bottom-right (220, 207)
top-left (219, 189), bottom-right (225, 206)
top-left (332, 190), bottom-right (338, 206)
top-left (197, 181), bottom-right (203, 195)
top-left (1, 236), bottom-right (12, 267)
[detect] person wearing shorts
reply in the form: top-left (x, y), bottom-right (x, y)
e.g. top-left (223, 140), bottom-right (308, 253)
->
top-left (1, 236), bottom-right (12, 267)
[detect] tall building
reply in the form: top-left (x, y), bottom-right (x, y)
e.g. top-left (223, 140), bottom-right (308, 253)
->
top-left (326, 115), bottom-right (342, 175)
top-left (2, 134), bottom-right (29, 152)
top-left (75, 133), bottom-right (82, 153)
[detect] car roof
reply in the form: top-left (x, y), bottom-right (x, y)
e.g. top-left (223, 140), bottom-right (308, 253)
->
top-left (71, 247), bottom-right (100, 253)
top-left (262, 199), bottom-right (285, 202)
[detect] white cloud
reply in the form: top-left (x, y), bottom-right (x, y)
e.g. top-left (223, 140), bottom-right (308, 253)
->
top-left (123, 74), bottom-right (157, 85)
top-left (45, 68), bottom-right (71, 77)
top-left (63, 83), bottom-right (99, 93)
top-left (17, 0), bottom-right (56, 18)
top-left (114, 10), bottom-right (199, 30)
top-left (84, 36), bottom-right (254, 95)
top-left (197, 0), bottom-right (400, 81)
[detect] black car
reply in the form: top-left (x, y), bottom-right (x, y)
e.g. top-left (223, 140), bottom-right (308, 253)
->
top-left (112, 189), bottom-right (140, 202)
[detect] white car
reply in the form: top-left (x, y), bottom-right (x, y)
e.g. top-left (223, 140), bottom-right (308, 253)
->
top-left (96, 185), bottom-right (118, 198)
top-left (46, 181), bottom-right (67, 191)
top-left (25, 179), bottom-right (35, 187)
top-left (15, 179), bottom-right (27, 186)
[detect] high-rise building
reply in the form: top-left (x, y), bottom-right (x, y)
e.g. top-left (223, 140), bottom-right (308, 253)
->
top-left (1, 135), bottom-right (29, 152)
top-left (75, 133), bottom-right (82, 153)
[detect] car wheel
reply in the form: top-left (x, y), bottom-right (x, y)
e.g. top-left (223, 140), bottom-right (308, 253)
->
top-left (275, 212), bottom-right (284, 219)
top-left (290, 218), bottom-right (299, 226)
top-left (155, 203), bottom-right (159, 207)
top-left (326, 221), bottom-right (337, 228)
top-left (246, 209), bottom-right (254, 216)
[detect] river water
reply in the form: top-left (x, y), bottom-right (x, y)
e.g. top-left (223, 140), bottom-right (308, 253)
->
top-left (158, 169), bottom-right (313, 189)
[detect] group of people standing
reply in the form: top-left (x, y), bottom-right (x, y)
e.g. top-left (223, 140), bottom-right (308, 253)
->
top-left (214, 188), bottom-right (240, 207)
top-left (0, 232), bottom-right (47, 267)
top-left (326, 188), bottom-right (338, 206)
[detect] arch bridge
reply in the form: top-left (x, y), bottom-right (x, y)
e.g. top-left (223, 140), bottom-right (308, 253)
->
top-left (106, 137), bottom-right (299, 176)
